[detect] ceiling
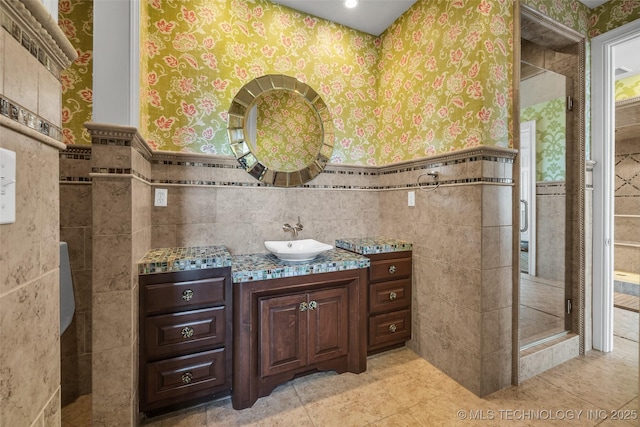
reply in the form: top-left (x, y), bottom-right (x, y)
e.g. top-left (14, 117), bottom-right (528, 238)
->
top-left (271, 0), bottom-right (610, 37)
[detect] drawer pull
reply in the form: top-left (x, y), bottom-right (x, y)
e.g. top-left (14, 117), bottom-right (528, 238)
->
top-left (182, 289), bottom-right (194, 301)
top-left (181, 326), bottom-right (194, 339)
top-left (181, 372), bottom-right (193, 384)
top-left (299, 302), bottom-right (308, 312)
top-left (308, 300), bottom-right (317, 310)
top-left (389, 291), bottom-right (397, 301)
top-left (388, 265), bottom-right (397, 274)
top-left (389, 324), bottom-right (397, 333)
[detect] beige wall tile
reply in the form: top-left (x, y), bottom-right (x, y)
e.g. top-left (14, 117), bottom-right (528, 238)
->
top-left (481, 307), bottom-right (512, 356)
top-left (482, 185), bottom-right (512, 227)
top-left (0, 29), bottom-right (4, 94)
top-left (0, 271), bottom-right (60, 427)
top-left (481, 267), bottom-right (512, 311)
top-left (92, 290), bottom-right (133, 352)
top-left (61, 227), bottom-right (86, 271)
top-left (44, 388), bottom-right (62, 427)
top-left (91, 144), bottom-right (132, 170)
top-left (60, 184), bottom-right (93, 228)
top-left (150, 224), bottom-right (177, 248)
top-left (38, 65), bottom-right (62, 126)
top-left (92, 178), bottom-right (132, 235)
top-left (93, 234), bottom-right (132, 293)
top-left (131, 178), bottom-right (151, 234)
top-left (480, 347), bottom-right (512, 395)
top-left (92, 346), bottom-right (135, 427)
top-left (3, 33), bottom-right (39, 112)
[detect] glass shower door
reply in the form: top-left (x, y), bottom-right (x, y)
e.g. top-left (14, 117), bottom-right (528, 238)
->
top-left (519, 62), bottom-right (572, 349)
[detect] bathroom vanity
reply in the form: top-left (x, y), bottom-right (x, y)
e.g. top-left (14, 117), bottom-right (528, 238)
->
top-left (137, 247), bottom-right (233, 413)
top-left (231, 250), bottom-right (370, 409)
top-left (336, 238), bottom-right (413, 354)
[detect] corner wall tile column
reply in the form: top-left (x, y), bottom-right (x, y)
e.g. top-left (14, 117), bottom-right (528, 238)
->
top-left (87, 123), bottom-right (151, 426)
top-left (379, 149), bottom-right (515, 396)
top-left (0, 1), bottom-right (76, 425)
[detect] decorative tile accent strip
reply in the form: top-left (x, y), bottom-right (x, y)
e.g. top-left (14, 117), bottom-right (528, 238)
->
top-left (0, 95), bottom-right (62, 141)
top-left (0, 8), bottom-right (58, 77)
top-left (335, 237), bottom-right (413, 255)
top-left (138, 246), bottom-right (233, 275)
top-left (231, 249), bottom-right (370, 283)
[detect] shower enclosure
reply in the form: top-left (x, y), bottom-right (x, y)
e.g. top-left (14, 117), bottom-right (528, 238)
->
top-left (519, 62), bottom-right (573, 349)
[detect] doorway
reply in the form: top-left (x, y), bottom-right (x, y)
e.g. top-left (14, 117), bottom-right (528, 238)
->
top-left (591, 19), bottom-right (640, 352)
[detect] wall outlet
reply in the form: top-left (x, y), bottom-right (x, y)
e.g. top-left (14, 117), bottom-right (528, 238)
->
top-left (154, 188), bottom-right (168, 207)
top-left (0, 148), bottom-right (16, 224)
top-left (408, 190), bottom-right (415, 207)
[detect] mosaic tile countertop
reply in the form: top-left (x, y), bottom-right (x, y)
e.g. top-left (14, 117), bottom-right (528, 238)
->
top-left (335, 237), bottom-right (413, 255)
top-left (232, 249), bottom-right (370, 283)
top-left (138, 246), bottom-right (233, 275)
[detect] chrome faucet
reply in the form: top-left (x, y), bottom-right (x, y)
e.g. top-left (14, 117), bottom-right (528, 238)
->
top-left (283, 217), bottom-right (303, 237)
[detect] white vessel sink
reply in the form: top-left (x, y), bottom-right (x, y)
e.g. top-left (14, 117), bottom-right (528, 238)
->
top-left (264, 239), bottom-right (333, 262)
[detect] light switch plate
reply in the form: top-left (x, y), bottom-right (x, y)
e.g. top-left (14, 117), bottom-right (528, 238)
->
top-left (154, 188), bottom-right (168, 207)
top-left (0, 148), bottom-right (17, 224)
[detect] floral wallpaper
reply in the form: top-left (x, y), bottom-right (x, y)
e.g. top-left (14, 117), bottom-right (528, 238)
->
top-left (521, 98), bottom-right (567, 181)
top-left (252, 90), bottom-right (322, 172)
top-left (59, 0), bottom-right (640, 165)
top-left (375, 0), bottom-right (514, 163)
top-left (589, 0), bottom-right (640, 37)
top-left (522, 0), bottom-right (591, 35)
top-left (615, 73), bottom-right (640, 101)
top-left (141, 0), bottom-right (380, 165)
top-left (58, 0), bottom-right (93, 145)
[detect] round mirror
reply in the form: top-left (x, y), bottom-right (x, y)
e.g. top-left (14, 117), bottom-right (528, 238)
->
top-left (227, 75), bottom-right (334, 187)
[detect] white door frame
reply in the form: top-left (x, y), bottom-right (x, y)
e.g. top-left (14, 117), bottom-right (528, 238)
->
top-left (591, 19), bottom-right (640, 352)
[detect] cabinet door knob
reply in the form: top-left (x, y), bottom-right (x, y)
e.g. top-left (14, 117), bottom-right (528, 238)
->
top-left (308, 300), bottom-right (317, 310)
top-left (182, 289), bottom-right (194, 301)
top-left (181, 326), bottom-right (194, 339)
top-left (181, 372), bottom-right (193, 384)
top-left (389, 324), bottom-right (397, 333)
top-left (388, 265), bottom-right (397, 274)
top-left (299, 302), bottom-right (308, 312)
top-left (389, 291), bottom-right (397, 301)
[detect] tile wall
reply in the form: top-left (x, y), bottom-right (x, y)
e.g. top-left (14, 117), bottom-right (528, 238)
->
top-left (614, 109), bottom-right (640, 275)
top-left (0, 1), bottom-right (76, 425)
top-left (60, 146), bottom-right (93, 405)
top-left (86, 124), bottom-right (152, 426)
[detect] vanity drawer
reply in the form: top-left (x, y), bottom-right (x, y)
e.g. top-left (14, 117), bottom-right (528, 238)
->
top-left (369, 279), bottom-right (411, 315)
top-left (144, 277), bottom-right (226, 314)
top-left (369, 309), bottom-right (411, 348)
top-left (145, 306), bottom-right (226, 360)
top-left (369, 257), bottom-right (411, 283)
top-left (145, 348), bottom-right (226, 405)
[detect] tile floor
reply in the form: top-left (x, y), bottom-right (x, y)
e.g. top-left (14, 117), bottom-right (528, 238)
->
top-left (62, 326), bottom-right (638, 427)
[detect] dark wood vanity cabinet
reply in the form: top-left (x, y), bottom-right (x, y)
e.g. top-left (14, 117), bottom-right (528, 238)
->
top-left (233, 268), bottom-right (367, 409)
top-left (139, 268), bottom-right (232, 413)
top-left (366, 251), bottom-right (412, 354)
top-left (260, 287), bottom-right (350, 377)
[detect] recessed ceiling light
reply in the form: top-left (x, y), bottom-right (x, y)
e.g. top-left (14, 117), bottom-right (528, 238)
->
top-left (344, 0), bottom-right (358, 9)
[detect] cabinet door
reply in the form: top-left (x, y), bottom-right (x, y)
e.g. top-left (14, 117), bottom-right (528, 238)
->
top-left (308, 287), bottom-right (349, 365)
top-left (259, 293), bottom-right (307, 377)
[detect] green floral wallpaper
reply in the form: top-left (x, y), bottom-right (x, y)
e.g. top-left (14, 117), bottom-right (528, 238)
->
top-left (615, 73), bottom-right (640, 101)
top-left (375, 0), bottom-right (514, 163)
top-left (522, 0), bottom-right (591, 35)
top-left (589, 0), bottom-right (640, 37)
top-left (59, 0), bottom-right (93, 145)
top-left (141, 0), bottom-right (380, 165)
top-left (521, 98), bottom-right (566, 181)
